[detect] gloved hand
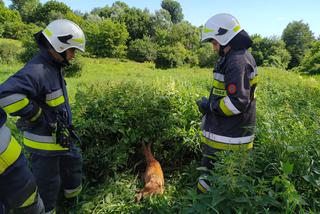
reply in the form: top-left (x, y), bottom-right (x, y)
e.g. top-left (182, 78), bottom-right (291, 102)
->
top-left (16, 116), bottom-right (42, 131)
top-left (16, 104), bottom-right (44, 131)
top-left (196, 97), bottom-right (210, 114)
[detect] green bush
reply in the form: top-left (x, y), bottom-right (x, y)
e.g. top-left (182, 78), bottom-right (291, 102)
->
top-left (300, 40), bottom-right (320, 74)
top-left (72, 81), bottom-right (201, 183)
top-left (0, 39), bottom-right (22, 64)
top-left (196, 43), bottom-right (219, 68)
top-left (155, 43), bottom-right (186, 69)
top-left (84, 19), bottom-right (129, 58)
top-left (63, 57), bottom-right (84, 78)
top-left (19, 37), bottom-right (38, 63)
top-left (127, 37), bottom-right (157, 62)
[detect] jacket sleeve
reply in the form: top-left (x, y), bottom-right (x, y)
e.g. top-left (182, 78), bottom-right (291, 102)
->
top-left (0, 68), bottom-right (43, 120)
top-left (211, 60), bottom-right (251, 117)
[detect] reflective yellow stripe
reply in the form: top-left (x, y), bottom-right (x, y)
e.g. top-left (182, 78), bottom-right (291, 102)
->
top-left (71, 38), bottom-right (85, 44)
top-left (24, 138), bottom-right (69, 151)
top-left (219, 98), bottom-right (233, 116)
top-left (233, 25), bottom-right (241, 32)
top-left (250, 76), bottom-right (258, 86)
top-left (30, 108), bottom-right (42, 122)
top-left (197, 182), bottom-right (207, 193)
top-left (44, 28), bottom-right (52, 37)
top-left (3, 98), bottom-right (29, 114)
top-left (213, 80), bottom-right (225, 89)
top-left (0, 137), bottom-right (22, 174)
top-left (20, 189), bottom-right (37, 207)
top-left (46, 96), bottom-right (65, 107)
top-left (212, 88), bottom-right (227, 97)
top-left (64, 185), bottom-right (82, 198)
top-left (203, 138), bottom-right (253, 151)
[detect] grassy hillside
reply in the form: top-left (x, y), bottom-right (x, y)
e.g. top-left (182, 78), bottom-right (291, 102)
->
top-left (1, 57), bottom-right (320, 213)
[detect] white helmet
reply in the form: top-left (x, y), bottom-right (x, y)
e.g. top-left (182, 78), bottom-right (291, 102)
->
top-left (42, 19), bottom-right (85, 53)
top-left (201, 13), bottom-right (243, 46)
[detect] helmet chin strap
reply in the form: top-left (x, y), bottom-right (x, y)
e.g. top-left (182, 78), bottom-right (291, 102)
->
top-left (218, 45), bottom-right (226, 57)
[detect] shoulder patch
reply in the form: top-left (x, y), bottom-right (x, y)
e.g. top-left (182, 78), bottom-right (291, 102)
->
top-left (227, 84), bottom-right (237, 94)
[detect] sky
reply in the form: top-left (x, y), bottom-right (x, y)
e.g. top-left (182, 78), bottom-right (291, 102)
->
top-left (3, 0), bottom-right (320, 38)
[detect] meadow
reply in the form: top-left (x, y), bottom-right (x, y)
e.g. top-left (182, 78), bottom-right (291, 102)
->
top-left (1, 56), bottom-right (320, 213)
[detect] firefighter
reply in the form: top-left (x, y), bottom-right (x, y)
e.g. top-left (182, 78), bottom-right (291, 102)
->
top-left (0, 19), bottom-right (85, 213)
top-left (0, 108), bottom-right (45, 213)
top-left (196, 13), bottom-right (258, 193)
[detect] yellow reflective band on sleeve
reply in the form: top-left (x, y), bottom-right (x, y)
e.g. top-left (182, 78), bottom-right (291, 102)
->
top-left (46, 96), bottom-right (65, 107)
top-left (23, 138), bottom-right (69, 151)
top-left (212, 88), bottom-right (227, 97)
top-left (20, 189), bottom-right (37, 207)
top-left (0, 137), bottom-right (22, 174)
top-left (213, 80), bottom-right (225, 89)
top-left (233, 25), bottom-right (241, 32)
top-left (219, 98), bottom-right (234, 116)
top-left (250, 76), bottom-right (259, 86)
top-left (203, 137), bottom-right (253, 151)
top-left (3, 98), bottom-right (29, 114)
top-left (64, 185), bottom-right (82, 198)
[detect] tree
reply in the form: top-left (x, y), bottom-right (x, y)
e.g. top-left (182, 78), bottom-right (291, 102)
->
top-left (300, 41), bottom-right (320, 74)
top-left (10, 0), bottom-right (40, 23)
top-left (282, 20), bottom-right (314, 68)
top-left (84, 19), bottom-right (129, 58)
top-left (251, 34), bottom-right (291, 68)
top-left (127, 36), bottom-right (157, 62)
top-left (161, 0), bottom-right (183, 24)
top-left (35, 0), bottom-right (72, 25)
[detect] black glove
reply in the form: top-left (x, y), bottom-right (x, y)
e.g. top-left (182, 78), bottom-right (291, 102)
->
top-left (196, 97), bottom-right (210, 114)
top-left (16, 107), bottom-right (44, 131)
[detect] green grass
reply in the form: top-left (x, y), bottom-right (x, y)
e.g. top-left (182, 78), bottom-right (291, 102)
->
top-left (1, 57), bottom-right (320, 213)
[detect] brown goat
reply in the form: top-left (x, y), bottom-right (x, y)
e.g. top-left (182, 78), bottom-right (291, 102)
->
top-left (135, 142), bottom-right (165, 202)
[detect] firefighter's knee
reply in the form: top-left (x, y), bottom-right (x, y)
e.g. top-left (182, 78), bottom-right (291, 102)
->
top-left (13, 194), bottom-right (45, 214)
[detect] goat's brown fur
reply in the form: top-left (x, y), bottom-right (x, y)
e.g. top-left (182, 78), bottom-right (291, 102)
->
top-left (135, 142), bottom-right (164, 202)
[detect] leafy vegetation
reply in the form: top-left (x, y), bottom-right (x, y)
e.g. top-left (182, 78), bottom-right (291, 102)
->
top-left (4, 58), bottom-right (317, 213)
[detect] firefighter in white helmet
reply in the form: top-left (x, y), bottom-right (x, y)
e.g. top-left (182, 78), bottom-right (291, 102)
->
top-left (0, 19), bottom-right (85, 213)
top-left (196, 13), bottom-right (258, 193)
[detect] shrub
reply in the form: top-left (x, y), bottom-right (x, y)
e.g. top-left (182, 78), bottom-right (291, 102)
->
top-left (84, 19), bottom-right (129, 58)
top-left (0, 39), bottom-right (22, 64)
top-left (72, 81), bottom-right (201, 183)
top-left (299, 40), bottom-right (320, 74)
top-left (155, 43), bottom-right (186, 69)
top-left (63, 57), bottom-right (84, 78)
top-left (127, 37), bottom-right (157, 62)
top-left (196, 43), bottom-right (219, 68)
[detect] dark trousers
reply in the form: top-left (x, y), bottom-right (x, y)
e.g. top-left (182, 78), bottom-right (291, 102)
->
top-left (197, 143), bottom-right (220, 193)
top-left (0, 153), bottom-right (38, 212)
top-left (30, 148), bottom-right (82, 212)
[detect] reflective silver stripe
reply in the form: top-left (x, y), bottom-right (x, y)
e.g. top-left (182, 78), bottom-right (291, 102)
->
top-left (199, 179), bottom-right (210, 191)
top-left (203, 130), bottom-right (254, 144)
top-left (0, 94), bottom-right (26, 107)
top-left (45, 209), bottom-right (56, 214)
top-left (214, 73), bottom-right (224, 82)
top-left (46, 89), bottom-right (63, 101)
top-left (0, 126), bottom-right (11, 154)
top-left (250, 67), bottom-right (258, 79)
top-left (223, 96), bottom-right (241, 115)
top-left (24, 132), bottom-right (55, 143)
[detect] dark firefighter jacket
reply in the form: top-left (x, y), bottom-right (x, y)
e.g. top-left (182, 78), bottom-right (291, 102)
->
top-left (202, 49), bottom-right (258, 150)
top-left (0, 37), bottom-right (73, 156)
